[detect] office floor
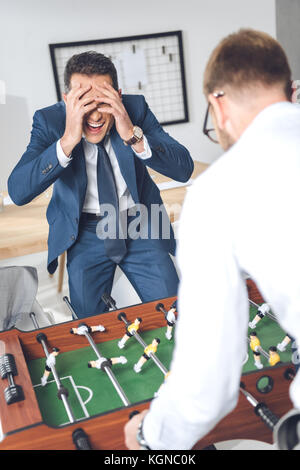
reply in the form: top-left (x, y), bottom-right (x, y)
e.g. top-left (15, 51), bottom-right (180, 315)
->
top-left (0, 250), bottom-right (277, 450)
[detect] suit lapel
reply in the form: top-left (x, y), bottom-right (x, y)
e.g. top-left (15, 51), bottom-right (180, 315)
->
top-left (110, 127), bottom-right (139, 204)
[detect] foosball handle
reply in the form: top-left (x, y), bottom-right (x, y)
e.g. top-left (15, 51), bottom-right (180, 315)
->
top-left (155, 303), bottom-right (165, 313)
top-left (129, 410), bottom-right (140, 420)
top-left (72, 428), bottom-right (93, 450)
top-left (255, 402), bottom-right (280, 430)
top-left (101, 293), bottom-right (117, 310)
top-left (117, 312), bottom-right (127, 322)
top-left (284, 368), bottom-right (296, 381)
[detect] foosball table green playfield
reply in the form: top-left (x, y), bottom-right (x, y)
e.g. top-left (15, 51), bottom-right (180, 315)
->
top-left (0, 280), bottom-right (296, 449)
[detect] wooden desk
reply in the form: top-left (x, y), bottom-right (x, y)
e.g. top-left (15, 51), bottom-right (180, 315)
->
top-left (0, 161), bottom-right (209, 261)
top-left (0, 191), bottom-right (50, 260)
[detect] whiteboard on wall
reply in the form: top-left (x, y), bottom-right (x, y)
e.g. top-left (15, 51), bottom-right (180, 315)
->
top-left (49, 30), bottom-right (189, 126)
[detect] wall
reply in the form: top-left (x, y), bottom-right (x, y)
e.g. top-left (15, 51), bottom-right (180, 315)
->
top-left (0, 0), bottom-right (276, 190)
top-left (276, 0), bottom-right (300, 80)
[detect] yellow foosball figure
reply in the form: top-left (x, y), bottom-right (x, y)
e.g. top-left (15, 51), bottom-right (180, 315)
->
top-left (133, 338), bottom-right (161, 373)
top-left (249, 332), bottom-right (263, 369)
top-left (268, 346), bottom-right (281, 366)
top-left (118, 318), bottom-right (142, 349)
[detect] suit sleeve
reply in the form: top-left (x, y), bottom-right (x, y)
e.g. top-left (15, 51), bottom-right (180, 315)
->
top-left (8, 110), bottom-right (67, 206)
top-left (136, 96), bottom-right (194, 183)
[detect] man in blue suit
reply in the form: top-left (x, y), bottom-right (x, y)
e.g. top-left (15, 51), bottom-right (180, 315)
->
top-left (8, 52), bottom-right (193, 318)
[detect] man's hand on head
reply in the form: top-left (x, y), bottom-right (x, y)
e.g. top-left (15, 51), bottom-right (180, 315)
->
top-left (61, 84), bottom-right (98, 156)
top-left (94, 82), bottom-right (145, 153)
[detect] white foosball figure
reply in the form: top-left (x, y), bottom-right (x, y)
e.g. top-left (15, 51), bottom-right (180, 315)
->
top-left (249, 303), bottom-right (270, 329)
top-left (165, 307), bottom-right (177, 340)
top-left (70, 324), bottom-right (105, 335)
top-left (41, 347), bottom-right (60, 386)
top-left (88, 356), bottom-right (127, 369)
top-left (277, 334), bottom-right (293, 352)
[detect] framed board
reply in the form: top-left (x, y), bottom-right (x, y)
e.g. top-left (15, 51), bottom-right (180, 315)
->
top-left (49, 30), bottom-right (189, 126)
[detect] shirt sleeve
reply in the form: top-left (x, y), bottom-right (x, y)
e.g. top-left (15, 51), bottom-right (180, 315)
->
top-left (56, 139), bottom-right (73, 168)
top-left (132, 135), bottom-right (152, 160)
top-left (142, 179), bottom-right (249, 450)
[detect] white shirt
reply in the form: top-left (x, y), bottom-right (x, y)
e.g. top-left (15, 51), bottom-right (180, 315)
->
top-left (143, 102), bottom-right (300, 450)
top-left (56, 135), bottom-right (152, 212)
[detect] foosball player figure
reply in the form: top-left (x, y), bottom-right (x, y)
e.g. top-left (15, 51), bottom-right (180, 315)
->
top-left (133, 338), bottom-right (160, 373)
top-left (249, 332), bottom-right (263, 369)
top-left (165, 302), bottom-right (177, 340)
top-left (249, 303), bottom-right (271, 329)
top-left (118, 318), bottom-right (142, 349)
top-left (277, 334), bottom-right (293, 352)
top-left (268, 346), bottom-right (281, 366)
top-left (88, 356), bottom-right (127, 369)
top-left (41, 347), bottom-right (60, 386)
top-left (70, 324), bottom-right (105, 335)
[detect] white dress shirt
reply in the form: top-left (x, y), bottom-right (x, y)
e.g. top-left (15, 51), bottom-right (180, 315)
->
top-left (56, 135), bottom-right (152, 212)
top-left (143, 101), bottom-right (300, 449)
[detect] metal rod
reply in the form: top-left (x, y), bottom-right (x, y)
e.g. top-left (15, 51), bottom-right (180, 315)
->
top-left (30, 312), bottom-right (40, 329)
top-left (247, 336), bottom-right (270, 360)
top-left (63, 296), bottom-right (79, 319)
top-left (119, 315), bottom-right (168, 375)
top-left (30, 313), bottom-right (76, 423)
top-left (249, 299), bottom-right (278, 323)
top-left (239, 387), bottom-right (258, 407)
top-left (83, 330), bottom-right (130, 407)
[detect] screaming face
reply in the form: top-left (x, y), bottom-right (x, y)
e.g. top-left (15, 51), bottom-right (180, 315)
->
top-left (69, 73), bottom-right (116, 144)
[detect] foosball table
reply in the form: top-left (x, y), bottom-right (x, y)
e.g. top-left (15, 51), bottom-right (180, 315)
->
top-left (0, 280), bottom-right (296, 450)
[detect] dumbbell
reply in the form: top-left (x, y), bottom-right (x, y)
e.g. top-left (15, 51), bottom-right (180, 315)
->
top-left (0, 354), bottom-right (24, 405)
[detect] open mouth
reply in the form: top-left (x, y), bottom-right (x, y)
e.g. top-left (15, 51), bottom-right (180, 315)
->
top-left (85, 121), bottom-right (105, 134)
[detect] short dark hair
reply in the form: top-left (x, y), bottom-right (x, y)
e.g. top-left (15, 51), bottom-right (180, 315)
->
top-left (203, 29), bottom-right (292, 100)
top-left (64, 51), bottom-right (119, 92)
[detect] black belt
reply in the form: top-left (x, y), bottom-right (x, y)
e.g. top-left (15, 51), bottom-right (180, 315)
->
top-left (81, 212), bottom-right (102, 221)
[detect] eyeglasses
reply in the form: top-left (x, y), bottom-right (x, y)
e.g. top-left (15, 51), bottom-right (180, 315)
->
top-left (203, 91), bottom-right (225, 144)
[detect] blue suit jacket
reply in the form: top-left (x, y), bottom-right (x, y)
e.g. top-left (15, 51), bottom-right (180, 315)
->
top-left (8, 95), bottom-right (194, 274)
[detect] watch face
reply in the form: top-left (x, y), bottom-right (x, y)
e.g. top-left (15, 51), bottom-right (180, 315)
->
top-left (133, 126), bottom-right (143, 139)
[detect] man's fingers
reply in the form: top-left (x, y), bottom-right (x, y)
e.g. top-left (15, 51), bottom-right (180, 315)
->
top-left (96, 105), bottom-right (116, 116)
top-left (67, 85), bottom-right (92, 102)
top-left (94, 96), bottom-right (124, 115)
top-left (81, 101), bottom-right (99, 115)
top-left (95, 82), bottom-right (119, 98)
top-left (78, 95), bottom-right (98, 107)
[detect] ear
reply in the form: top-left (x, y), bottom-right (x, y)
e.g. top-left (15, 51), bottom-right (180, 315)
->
top-left (62, 93), bottom-right (67, 104)
top-left (208, 93), bottom-right (227, 131)
top-left (118, 89), bottom-right (122, 99)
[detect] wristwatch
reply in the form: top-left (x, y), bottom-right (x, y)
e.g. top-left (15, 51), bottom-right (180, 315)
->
top-left (136, 419), bottom-right (151, 450)
top-left (123, 126), bottom-right (144, 146)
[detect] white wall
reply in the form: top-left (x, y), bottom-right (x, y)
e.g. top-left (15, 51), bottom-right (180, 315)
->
top-left (0, 0), bottom-right (276, 190)
top-left (276, 0), bottom-right (300, 80)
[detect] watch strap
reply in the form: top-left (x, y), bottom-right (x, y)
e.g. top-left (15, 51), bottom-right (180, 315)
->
top-left (123, 126), bottom-right (143, 146)
top-left (136, 419), bottom-right (151, 450)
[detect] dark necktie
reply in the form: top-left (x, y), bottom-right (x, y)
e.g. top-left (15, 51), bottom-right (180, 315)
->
top-left (97, 141), bottom-right (127, 264)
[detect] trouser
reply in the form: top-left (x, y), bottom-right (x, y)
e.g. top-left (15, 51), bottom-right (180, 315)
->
top-left (66, 216), bottom-right (179, 318)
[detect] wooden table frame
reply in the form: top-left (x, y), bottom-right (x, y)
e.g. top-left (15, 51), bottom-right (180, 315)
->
top-left (0, 295), bottom-right (294, 450)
